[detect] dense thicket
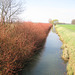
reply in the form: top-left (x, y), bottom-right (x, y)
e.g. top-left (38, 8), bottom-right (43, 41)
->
top-left (0, 22), bottom-right (52, 75)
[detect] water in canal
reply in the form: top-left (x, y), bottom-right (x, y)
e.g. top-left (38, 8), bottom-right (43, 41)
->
top-left (19, 26), bottom-right (67, 75)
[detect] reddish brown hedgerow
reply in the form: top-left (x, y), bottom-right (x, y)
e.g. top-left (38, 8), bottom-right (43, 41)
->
top-left (0, 22), bottom-right (52, 75)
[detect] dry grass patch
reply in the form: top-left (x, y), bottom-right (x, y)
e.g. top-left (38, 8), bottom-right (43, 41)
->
top-left (55, 24), bottom-right (75, 75)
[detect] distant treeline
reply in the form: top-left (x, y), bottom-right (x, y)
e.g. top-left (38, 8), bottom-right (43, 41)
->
top-left (58, 23), bottom-right (75, 25)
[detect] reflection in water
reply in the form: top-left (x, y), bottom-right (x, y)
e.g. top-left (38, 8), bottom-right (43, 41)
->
top-left (18, 43), bottom-right (46, 75)
top-left (18, 26), bottom-right (67, 75)
top-left (52, 25), bottom-right (56, 33)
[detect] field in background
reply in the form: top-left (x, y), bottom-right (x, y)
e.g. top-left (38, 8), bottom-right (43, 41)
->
top-left (57, 24), bottom-right (75, 31)
top-left (0, 22), bottom-right (52, 75)
top-left (56, 24), bottom-right (75, 75)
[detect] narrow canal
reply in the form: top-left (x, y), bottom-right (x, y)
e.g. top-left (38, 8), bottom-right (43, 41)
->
top-left (19, 26), bottom-right (66, 75)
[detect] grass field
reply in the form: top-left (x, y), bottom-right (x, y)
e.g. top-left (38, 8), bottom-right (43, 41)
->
top-left (55, 24), bottom-right (75, 75)
top-left (57, 24), bottom-right (75, 31)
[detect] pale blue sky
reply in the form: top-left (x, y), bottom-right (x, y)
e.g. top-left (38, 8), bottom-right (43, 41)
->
top-left (19, 0), bottom-right (75, 23)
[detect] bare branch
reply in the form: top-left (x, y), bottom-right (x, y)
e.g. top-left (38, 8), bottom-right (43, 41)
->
top-left (0, 0), bottom-right (25, 24)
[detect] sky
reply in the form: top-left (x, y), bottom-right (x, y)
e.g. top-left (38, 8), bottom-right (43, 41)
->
top-left (19, 0), bottom-right (75, 23)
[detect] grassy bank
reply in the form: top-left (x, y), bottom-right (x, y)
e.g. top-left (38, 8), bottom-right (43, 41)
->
top-left (0, 22), bottom-right (52, 75)
top-left (55, 24), bottom-right (75, 75)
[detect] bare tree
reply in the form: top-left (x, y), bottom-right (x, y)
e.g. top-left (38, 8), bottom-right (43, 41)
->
top-left (49, 19), bottom-right (52, 24)
top-left (71, 19), bottom-right (75, 25)
top-left (0, 0), bottom-right (25, 24)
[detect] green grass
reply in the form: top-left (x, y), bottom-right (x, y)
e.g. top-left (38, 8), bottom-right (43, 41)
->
top-left (55, 24), bottom-right (75, 75)
top-left (57, 24), bottom-right (75, 31)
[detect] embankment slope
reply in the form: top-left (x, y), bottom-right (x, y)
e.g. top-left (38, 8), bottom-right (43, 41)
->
top-left (55, 24), bottom-right (75, 75)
